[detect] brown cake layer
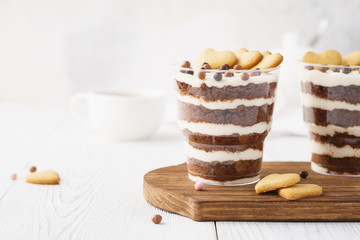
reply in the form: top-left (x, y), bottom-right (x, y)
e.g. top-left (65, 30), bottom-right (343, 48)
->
top-left (178, 101), bottom-right (274, 126)
top-left (183, 129), bottom-right (268, 146)
top-left (176, 80), bottom-right (277, 101)
top-left (301, 81), bottom-right (360, 104)
top-left (188, 141), bottom-right (263, 152)
top-left (312, 154), bottom-right (360, 175)
top-left (310, 132), bottom-right (360, 148)
top-left (187, 158), bottom-right (262, 182)
top-left (303, 106), bottom-right (360, 128)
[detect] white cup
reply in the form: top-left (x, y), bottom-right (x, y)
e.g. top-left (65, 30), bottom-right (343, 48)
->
top-left (71, 89), bottom-right (164, 140)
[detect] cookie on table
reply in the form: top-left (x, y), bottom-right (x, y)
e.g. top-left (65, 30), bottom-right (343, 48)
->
top-left (278, 184), bottom-right (323, 200)
top-left (234, 48), bottom-right (263, 69)
top-left (302, 50), bottom-right (342, 65)
top-left (196, 48), bottom-right (237, 69)
top-left (342, 50), bottom-right (360, 66)
top-left (255, 173), bottom-right (300, 194)
top-left (26, 170), bottom-right (60, 185)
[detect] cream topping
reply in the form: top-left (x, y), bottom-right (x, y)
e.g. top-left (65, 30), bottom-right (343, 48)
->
top-left (174, 71), bottom-right (278, 88)
top-left (300, 68), bottom-right (360, 87)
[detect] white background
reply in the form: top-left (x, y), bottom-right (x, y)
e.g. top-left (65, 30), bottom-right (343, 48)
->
top-left (1, 0), bottom-right (360, 106)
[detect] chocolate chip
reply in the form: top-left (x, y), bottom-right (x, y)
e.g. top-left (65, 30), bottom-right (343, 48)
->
top-left (203, 63), bottom-right (211, 69)
top-left (152, 214), bottom-right (162, 224)
top-left (318, 66), bottom-right (327, 73)
top-left (333, 68), bottom-right (340, 72)
top-left (342, 65), bottom-right (352, 74)
top-left (224, 72), bottom-right (233, 77)
top-left (250, 70), bottom-right (261, 77)
top-left (29, 166), bottom-right (37, 173)
top-left (198, 71), bottom-right (206, 80)
top-left (186, 68), bottom-right (194, 75)
top-left (213, 72), bottom-right (222, 81)
top-left (305, 65), bottom-right (314, 71)
top-left (220, 64), bottom-right (230, 70)
top-left (240, 72), bottom-right (249, 80)
top-left (300, 171), bottom-right (308, 179)
top-left (233, 65), bottom-right (242, 70)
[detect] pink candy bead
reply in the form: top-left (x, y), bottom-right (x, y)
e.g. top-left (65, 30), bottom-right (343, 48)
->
top-left (10, 173), bottom-right (17, 181)
top-left (194, 182), bottom-right (204, 191)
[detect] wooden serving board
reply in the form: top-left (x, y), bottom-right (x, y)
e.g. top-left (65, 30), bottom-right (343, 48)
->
top-left (143, 162), bottom-right (360, 221)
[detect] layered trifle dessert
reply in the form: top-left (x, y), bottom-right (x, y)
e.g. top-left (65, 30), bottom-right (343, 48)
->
top-left (300, 49), bottom-right (360, 176)
top-left (175, 48), bottom-right (283, 185)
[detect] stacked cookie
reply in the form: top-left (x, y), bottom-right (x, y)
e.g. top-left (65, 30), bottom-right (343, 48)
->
top-left (255, 173), bottom-right (323, 200)
top-left (176, 48), bottom-right (283, 185)
top-left (300, 50), bottom-right (360, 175)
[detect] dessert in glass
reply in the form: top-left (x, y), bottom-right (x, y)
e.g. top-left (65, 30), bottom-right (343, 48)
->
top-left (300, 49), bottom-right (360, 176)
top-left (175, 48), bottom-right (283, 185)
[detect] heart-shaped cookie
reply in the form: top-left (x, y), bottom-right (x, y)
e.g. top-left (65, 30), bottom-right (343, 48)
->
top-left (302, 50), bottom-right (342, 65)
top-left (234, 48), bottom-right (263, 69)
top-left (26, 170), bottom-right (60, 185)
top-left (251, 53), bottom-right (283, 69)
top-left (196, 48), bottom-right (237, 69)
top-left (342, 50), bottom-right (360, 66)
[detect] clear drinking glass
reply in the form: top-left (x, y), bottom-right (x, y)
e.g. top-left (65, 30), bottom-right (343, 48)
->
top-left (175, 66), bottom-right (280, 185)
top-left (300, 62), bottom-right (360, 176)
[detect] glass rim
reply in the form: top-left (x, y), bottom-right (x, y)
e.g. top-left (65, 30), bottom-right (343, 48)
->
top-left (173, 64), bottom-right (281, 73)
top-left (299, 61), bottom-right (360, 68)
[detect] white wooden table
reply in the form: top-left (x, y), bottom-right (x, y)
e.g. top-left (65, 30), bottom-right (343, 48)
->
top-left (0, 102), bottom-right (359, 240)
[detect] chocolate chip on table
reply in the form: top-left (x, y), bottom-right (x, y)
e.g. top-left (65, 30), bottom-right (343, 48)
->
top-left (152, 214), bottom-right (162, 224)
top-left (318, 66), bottom-right (327, 73)
top-left (213, 72), bottom-right (222, 81)
top-left (342, 65), bottom-right (352, 74)
top-left (300, 170), bottom-right (308, 179)
top-left (220, 64), bottom-right (230, 70)
top-left (233, 64), bottom-right (242, 70)
top-left (224, 72), bottom-right (233, 77)
top-left (202, 63), bottom-right (211, 69)
top-left (333, 67), bottom-right (340, 72)
top-left (240, 72), bottom-right (249, 80)
top-left (198, 71), bottom-right (206, 80)
top-left (305, 65), bottom-right (314, 71)
top-left (29, 166), bottom-right (37, 173)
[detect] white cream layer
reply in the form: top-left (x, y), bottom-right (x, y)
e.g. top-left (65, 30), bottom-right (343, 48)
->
top-left (177, 92), bottom-right (274, 110)
top-left (174, 71), bottom-right (277, 88)
top-left (301, 93), bottom-right (360, 111)
top-left (300, 69), bottom-right (360, 87)
top-left (185, 142), bottom-right (262, 162)
top-left (188, 174), bottom-right (260, 186)
top-left (309, 140), bottom-right (360, 158)
top-left (305, 122), bottom-right (360, 137)
top-left (178, 120), bottom-right (270, 136)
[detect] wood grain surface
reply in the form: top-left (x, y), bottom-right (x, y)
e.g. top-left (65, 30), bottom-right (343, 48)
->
top-left (144, 162), bottom-right (360, 222)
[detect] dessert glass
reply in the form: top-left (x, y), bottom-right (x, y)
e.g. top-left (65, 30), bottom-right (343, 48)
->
top-left (175, 66), bottom-right (280, 185)
top-left (300, 62), bottom-right (360, 176)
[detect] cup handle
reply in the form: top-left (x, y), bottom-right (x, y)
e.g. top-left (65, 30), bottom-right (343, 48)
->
top-left (70, 93), bottom-right (91, 126)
